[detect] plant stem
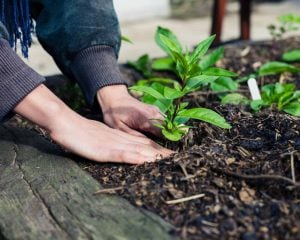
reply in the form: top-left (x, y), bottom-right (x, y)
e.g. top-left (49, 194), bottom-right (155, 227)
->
top-left (170, 98), bottom-right (181, 125)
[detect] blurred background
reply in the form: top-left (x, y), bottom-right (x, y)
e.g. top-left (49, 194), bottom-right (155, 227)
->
top-left (24, 0), bottom-right (300, 76)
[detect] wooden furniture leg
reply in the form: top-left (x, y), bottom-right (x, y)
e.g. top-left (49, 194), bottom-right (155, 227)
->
top-left (240, 0), bottom-right (251, 40)
top-left (211, 0), bottom-right (227, 44)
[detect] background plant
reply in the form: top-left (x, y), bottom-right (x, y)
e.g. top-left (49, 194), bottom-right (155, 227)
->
top-left (220, 49), bottom-right (300, 116)
top-left (251, 82), bottom-right (300, 116)
top-left (268, 13), bottom-right (300, 40)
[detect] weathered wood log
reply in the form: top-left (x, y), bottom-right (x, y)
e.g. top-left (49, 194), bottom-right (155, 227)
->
top-left (0, 126), bottom-right (175, 240)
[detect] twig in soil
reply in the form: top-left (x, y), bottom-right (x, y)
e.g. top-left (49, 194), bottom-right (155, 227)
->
top-left (291, 153), bottom-right (296, 183)
top-left (93, 186), bottom-right (124, 195)
top-left (165, 193), bottom-right (205, 205)
top-left (280, 150), bottom-right (299, 157)
top-left (212, 168), bottom-right (300, 187)
top-left (179, 163), bottom-right (195, 180)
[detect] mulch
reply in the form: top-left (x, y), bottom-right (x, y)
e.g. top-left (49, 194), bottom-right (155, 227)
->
top-left (80, 37), bottom-right (300, 240)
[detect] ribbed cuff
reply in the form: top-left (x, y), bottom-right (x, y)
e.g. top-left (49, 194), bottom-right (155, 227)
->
top-left (0, 39), bottom-right (45, 122)
top-left (70, 45), bottom-right (127, 106)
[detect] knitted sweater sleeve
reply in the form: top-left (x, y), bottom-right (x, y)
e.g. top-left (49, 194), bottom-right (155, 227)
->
top-left (34, 0), bottom-right (127, 106)
top-left (0, 38), bottom-right (45, 122)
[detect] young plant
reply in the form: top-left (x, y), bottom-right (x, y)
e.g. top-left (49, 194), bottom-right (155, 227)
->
top-left (258, 61), bottom-right (300, 76)
top-left (130, 32), bottom-right (232, 141)
top-left (251, 83), bottom-right (300, 116)
top-left (128, 27), bottom-right (238, 93)
top-left (154, 27), bottom-right (237, 83)
top-left (127, 54), bottom-right (152, 78)
top-left (268, 13), bottom-right (300, 40)
top-left (282, 49), bottom-right (300, 62)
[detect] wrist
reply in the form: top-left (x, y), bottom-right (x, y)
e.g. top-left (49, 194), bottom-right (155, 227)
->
top-left (97, 85), bottom-right (129, 109)
top-left (14, 85), bottom-right (75, 133)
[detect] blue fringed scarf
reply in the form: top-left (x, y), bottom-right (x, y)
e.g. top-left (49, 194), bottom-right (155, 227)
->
top-left (0, 0), bottom-right (32, 58)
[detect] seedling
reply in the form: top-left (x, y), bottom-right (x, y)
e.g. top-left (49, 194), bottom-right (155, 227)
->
top-left (130, 31), bottom-right (232, 141)
top-left (258, 61), bottom-right (300, 76)
top-left (282, 50), bottom-right (300, 62)
top-left (127, 54), bottom-right (152, 78)
top-left (128, 27), bottom-right (238, 94)
top-left (221, 81), bottom-right (300, 117)
top-left (268, 13), bottom-right (300, 39)
top-left (251, 83), bottom-right (300, 116)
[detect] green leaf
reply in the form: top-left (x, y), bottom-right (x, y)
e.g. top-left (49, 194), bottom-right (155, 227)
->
top-left (163, 86), bottom-right (184, 99)
top-left (158, 34), bottom-right (181, 54)
top-left (174, 116), bottom-right (190, 125)
top-left (250, 100), bottom-right (265, 111)
top-left (189, 35), bottom-right (216, 65)
top-left (274, 82), bottom-right (285, 95)
top-left (127, 54), bottom-right (152, 77)
top-left (221, 93), bottom-right (249, 105)
top-left (153, 99), bottom-right (172, 113)
top-left (282, 50), bottom-right (300, 62)
top-left (151, 57), bottom-right (175, 71)
top-left (283, 102), bottom-right (300, 116)
top-left (142, 94), bottom-right (171, 113)
top-left (260, 83), bottom-right (296, 105)
top-left (184, 75), bottom-right (218, 93)
top-left (279, 14), bottom-right (300, 24)
top-left (258, 61), bottom-right (300, 76)
top-left (148, 77), bottom-right (181, 87)
top-left (121, 35), bottom-right (133, 44)
top-left (155, 26), bottom-right (182, 54)
top-left (261, 84), bottom-right (275, 100)
top-left (279, 90), bottom-right (300, 108)
top-left (151, 82), bottom-right (166, 95)
top-left (185, 75), bottom-right (219, 91)
top-left (162, 128), bottom-right (185, 141)
top-left (136, 79), bottom-right (150, 86)
top-left (179, 102), bottom-right (189, 110)
top-left (202, 67), bottom-right (238, 77)
top-left (178, 108), bottom-right (231, 129)
top-left (199, 47), bottom-right (224, 70)
top-left (140, 83), bottom-right (173, 112)
top-left (129, 85), bottom-right (164, 99)
top-left (173, 51), bottom-right (189, 74)
top-left (211, 77), bottom-right (239, 92)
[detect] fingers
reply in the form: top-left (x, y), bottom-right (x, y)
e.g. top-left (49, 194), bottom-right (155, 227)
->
top-left (113, 126), bottom-right (173, 156)
top-left (98, 149), bottom-right (153, 164)
top-left (139, 106), bottom-right (164, 137)
top-left (115, 122), bottom-right (173, 155)
top-left (90, 120), bottom-right (172, 156)
top-left (117, 122), bottom-right (147, 138)
top-left (114, 143), bottom-right (172, 164)
top-left (97, 143), bottom-right (172, 165)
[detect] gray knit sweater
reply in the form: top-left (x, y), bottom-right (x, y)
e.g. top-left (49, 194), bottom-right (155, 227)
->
top-left (0, 0), bottom-right (126, 122)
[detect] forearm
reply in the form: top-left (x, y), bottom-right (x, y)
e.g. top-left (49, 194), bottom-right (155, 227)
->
top-left (13, 84), bottom-right (75, 134)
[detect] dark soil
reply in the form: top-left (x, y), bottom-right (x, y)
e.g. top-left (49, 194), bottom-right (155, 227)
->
top-left (80, 37), bottom-right (300, 240)
top-left (6, 37), bottom-right (300, 239)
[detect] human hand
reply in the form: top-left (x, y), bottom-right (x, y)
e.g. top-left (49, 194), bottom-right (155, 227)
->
top-left (50, 116), bottom-right (172, 164)
top-left (97, 85), bottom-right (163, 137)
top-left (14, 85), bottom-right (172, 164)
